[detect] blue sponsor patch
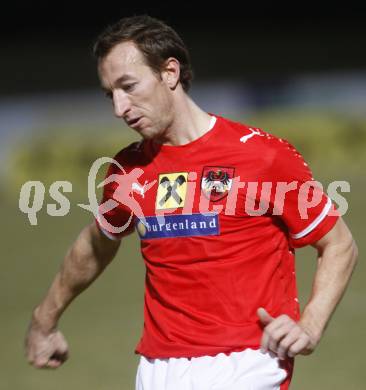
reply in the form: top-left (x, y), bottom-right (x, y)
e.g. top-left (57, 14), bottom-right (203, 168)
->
top-left (135, 213), bottom-right (220, 239)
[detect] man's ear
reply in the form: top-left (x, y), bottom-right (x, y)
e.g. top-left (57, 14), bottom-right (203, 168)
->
top-left (162, 57), bottom-right (180, 90)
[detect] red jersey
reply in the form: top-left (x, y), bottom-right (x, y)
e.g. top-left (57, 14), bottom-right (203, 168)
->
top-left (96, 115), bottom-right (338, 360)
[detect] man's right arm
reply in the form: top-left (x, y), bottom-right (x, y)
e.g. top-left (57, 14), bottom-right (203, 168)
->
top-left (25, 222), bottom-right (121, 369)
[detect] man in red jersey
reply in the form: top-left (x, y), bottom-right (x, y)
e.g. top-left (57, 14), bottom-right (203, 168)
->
top-left (25, 15), bottom-right (358, 389)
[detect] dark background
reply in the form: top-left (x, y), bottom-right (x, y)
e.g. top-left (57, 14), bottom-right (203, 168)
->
top-left (1, 5), bottom-right (366, 95)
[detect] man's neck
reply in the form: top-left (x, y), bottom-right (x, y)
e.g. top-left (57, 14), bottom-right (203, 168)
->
top-left (155, 94), bottom-right (213, 146)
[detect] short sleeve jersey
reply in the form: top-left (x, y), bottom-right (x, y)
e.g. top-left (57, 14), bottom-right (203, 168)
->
top-left (96, 115), bottom-right (338, 359)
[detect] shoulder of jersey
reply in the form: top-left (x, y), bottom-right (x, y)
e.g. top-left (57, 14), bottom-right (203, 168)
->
top-left (113, 140), bottom-right (146, 166)
top-left (220, 116), bottom-right (298, 153)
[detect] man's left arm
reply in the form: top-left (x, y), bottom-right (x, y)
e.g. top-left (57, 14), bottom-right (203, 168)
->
top-left (257, 217), bottom-right (358, 360)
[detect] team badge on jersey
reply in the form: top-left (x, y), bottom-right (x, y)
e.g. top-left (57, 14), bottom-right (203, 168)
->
top-left (201, 166), bottom-right (235, 201)
top-left (156, 172), bottom-right (188, 210)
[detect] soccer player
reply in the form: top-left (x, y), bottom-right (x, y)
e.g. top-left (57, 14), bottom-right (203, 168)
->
top-left (25, 15), bottom-right (358, 389)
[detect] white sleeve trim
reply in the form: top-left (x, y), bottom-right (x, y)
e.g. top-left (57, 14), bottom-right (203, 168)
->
top-left (100, 226), bottom-right (122, 241)
top-left (291, 197), bottom-right (332, 240)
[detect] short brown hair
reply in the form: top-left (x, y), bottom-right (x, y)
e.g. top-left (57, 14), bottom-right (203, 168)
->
top-left (93, 15), bottom-right (193, 92)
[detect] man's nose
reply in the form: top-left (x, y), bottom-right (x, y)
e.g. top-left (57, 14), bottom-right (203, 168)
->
top-left (113, 90), bottom-right (131, 118)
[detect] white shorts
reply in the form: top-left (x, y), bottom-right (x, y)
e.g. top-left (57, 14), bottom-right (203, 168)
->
top-left (135, 348), bottom-right (289, 390)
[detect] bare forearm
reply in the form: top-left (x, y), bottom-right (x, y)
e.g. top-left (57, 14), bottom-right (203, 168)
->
top-left (299, 234), bottom-right (358, 341)
top-left (32, 223), bottom-right (119, 332)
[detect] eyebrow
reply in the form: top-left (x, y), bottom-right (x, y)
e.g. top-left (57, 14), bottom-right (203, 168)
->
top-left (101, 74), bottom-right (137, 92)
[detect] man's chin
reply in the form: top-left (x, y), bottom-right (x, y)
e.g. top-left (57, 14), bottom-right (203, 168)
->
top-left (134, 127), bottom-right (155, 140)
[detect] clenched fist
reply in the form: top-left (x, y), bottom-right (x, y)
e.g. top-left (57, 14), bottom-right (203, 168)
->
top-left (25, 319), bottom-right (69, 369)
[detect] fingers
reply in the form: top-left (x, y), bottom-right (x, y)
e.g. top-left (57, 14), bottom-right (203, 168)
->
top-left (287, 335), bottom-right (311, 358)
top-left (50, 350), bottom-right (69, 365)
top-left (32, 356), bottom-right (49, 369)
top-left (47, 360), bottom-right (62, 369)
top-left (257, 307), bottom-right (274, 326)
top-left (25, 329), bottom-right (69, 370)
top-left (259, 313), bottom-right (315, 360)
top-left (260, 315), bottom-right (295, 355)
top-left (276, 327), bottom-right (303, 359)
top-left (29, 350), bottom-right (69, 369)
top-left (46, 351), bottom-right (69, 369)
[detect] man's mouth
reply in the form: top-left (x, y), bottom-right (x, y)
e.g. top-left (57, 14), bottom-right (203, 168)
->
top-left (128, 117), bottom-right (142, 127)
